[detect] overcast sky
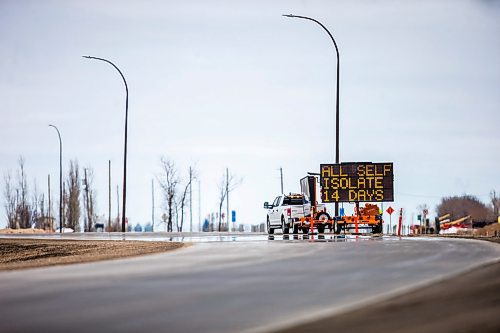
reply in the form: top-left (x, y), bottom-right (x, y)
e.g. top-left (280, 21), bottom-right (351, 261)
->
top-left (1, 0), bottom-right (499, 230)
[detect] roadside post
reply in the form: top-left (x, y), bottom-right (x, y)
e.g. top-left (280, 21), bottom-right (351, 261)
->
top-left (354, 202), bottom-right (360, 234)
top-left (340, 207), bottom-right (345, 235)
top-left (398, 208), bottom-right (403, 236)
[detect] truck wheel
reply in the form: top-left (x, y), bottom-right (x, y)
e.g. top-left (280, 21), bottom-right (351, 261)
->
top-left (293, 224), bottom-right (299, 234)
top-left (267, 217), bottom-right (274, 235)
top-left (302, 227), bottom-right (309, 234)
top-left (317, 224), bottom-right (325, 234)
top-left (281, 216), bottom-right (289, 234)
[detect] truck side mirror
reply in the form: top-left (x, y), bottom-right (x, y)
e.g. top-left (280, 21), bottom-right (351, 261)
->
top-left (264, 202), bottom-right (270, 209)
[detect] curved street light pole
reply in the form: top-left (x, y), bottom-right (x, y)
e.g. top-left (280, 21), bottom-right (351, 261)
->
top-left (48, 124), bottom-right (63, 233)
top-left (283, 14), bottom-right (340, 217)
top-left (83, 55), bottom-right (129, 233)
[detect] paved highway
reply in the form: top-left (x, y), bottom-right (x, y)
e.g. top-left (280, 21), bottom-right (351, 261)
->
top-left (0, 235), bottom-right (498, 333)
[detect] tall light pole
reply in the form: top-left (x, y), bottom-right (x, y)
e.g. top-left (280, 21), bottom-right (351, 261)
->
top-left (283, 14), bottom-right (340, 217)
top-left (108, 160), bottom-right (111, 231)
top-left (48, 124), bottom-right (63, 233)
top-left (83, 55), bottom-right (129, 233)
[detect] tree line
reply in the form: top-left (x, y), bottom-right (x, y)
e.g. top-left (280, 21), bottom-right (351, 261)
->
top-left (3, 156), bottom-right (98, 231)
top-left (3, 155), bottom-right (242, 232)
top-left (157, 157), bottom-right (241, 232)
top-left (414, 192), bottom-right (500, 224)
top-left (435, 192), bottom-right (500, 222)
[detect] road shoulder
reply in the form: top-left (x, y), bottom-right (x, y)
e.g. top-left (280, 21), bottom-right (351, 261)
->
top-left (0, 238), bottom-right (183, 271)
top-left (275, 261), bottom-right (500, 333)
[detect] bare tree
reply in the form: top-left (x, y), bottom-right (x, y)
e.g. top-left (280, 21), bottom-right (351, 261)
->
top-left (158, 157), bottom-right (179, 232)
top-left (109, 216), bottom-right (122, 232)
top-left (65, 160), bottom-right (81, 231)
top-left (30, 182), bottom-right (40, 228)
top-left (32, 183), bottom-right (51, 230)
top-left (437, 195), bottom-right (493, 222)
top-left (174, 199), bottom-right (180, 232)
top-left (83, 167), bottom-right (97, 232)
top-left (3, 172), bottom-right (17, 229)
top-left (217, 170), bottom-right (241, 231)
top-left (161, 213), bottom-right (167, 231)
top-left (177, 189), bottom-right (188, 232)
top-left (176, 167), bottom-right (197, 232)
top-left (47, 175), bottom-right (53, 230)
top-left (35, 192), bottom-right (49, 230)
top-left (16, 156), bottom-right (31, 229)
top-left (4, 159), bottom-right (54, 230)
top-left (491, 190), bottom-right (500, 218)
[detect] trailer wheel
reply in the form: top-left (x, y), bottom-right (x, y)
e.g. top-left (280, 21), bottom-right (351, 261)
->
top-left (316, 212), bottom-right (330, 221)
top-left (281, 216), bottom-right (289, 234)
top-left (267, 217), bottom-right (274, 235)
top-left (293, 224), bottom-right (299, 234)
top-left (317, 224), bottom-right (325, 234)
top-left (334, 221), bottom-right (342, 234)
top-left (373, 222), bottom-right (382, 234)
top-left (302, 227), bottom-right (309, 234)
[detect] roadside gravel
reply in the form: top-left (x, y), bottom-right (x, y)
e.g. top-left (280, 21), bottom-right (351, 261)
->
top-left (0, 238), bottom-right (183, 270)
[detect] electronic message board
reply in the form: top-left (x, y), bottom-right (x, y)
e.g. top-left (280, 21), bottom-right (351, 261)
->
top-left (300, 176), bottom-right (316, 204)
top-left (320, 162), bottom-right (394, 203)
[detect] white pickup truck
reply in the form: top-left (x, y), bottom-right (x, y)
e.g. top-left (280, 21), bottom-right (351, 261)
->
top-left (263, 193), bottom-right (330, 234)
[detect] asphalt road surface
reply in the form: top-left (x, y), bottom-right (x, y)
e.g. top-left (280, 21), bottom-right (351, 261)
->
top-left (0, 234), bottom-right (499, 333)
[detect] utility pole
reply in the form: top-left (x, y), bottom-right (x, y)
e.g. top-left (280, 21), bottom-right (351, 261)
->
top-left (151, 179), bottom-right (155, 232)
top-left (83, 168), bottom-right (91, 232)
top-left (116, 185), bottom-right (120, 222)
top-left (189, 166), bottom-right (193, 233)
top-left (108, 160), bottom-right (111, 231)
top-left (381, 202), bottom-right (384, 234)
top-left (89, 177), bottom-right (95, 232)
top-left (226, 168), bottom-right (229, 232)
top-left (280, 167), bottom-right (284, 194)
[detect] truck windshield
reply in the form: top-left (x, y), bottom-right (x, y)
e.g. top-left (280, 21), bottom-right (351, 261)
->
top-left (282, 196), bottom-right (305, 206)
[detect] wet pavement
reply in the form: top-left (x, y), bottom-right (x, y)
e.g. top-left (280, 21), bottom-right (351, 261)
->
top-left (0, 234), bottom-right (498, 333)
top-left (0, 231), bottom-right (386, 243)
